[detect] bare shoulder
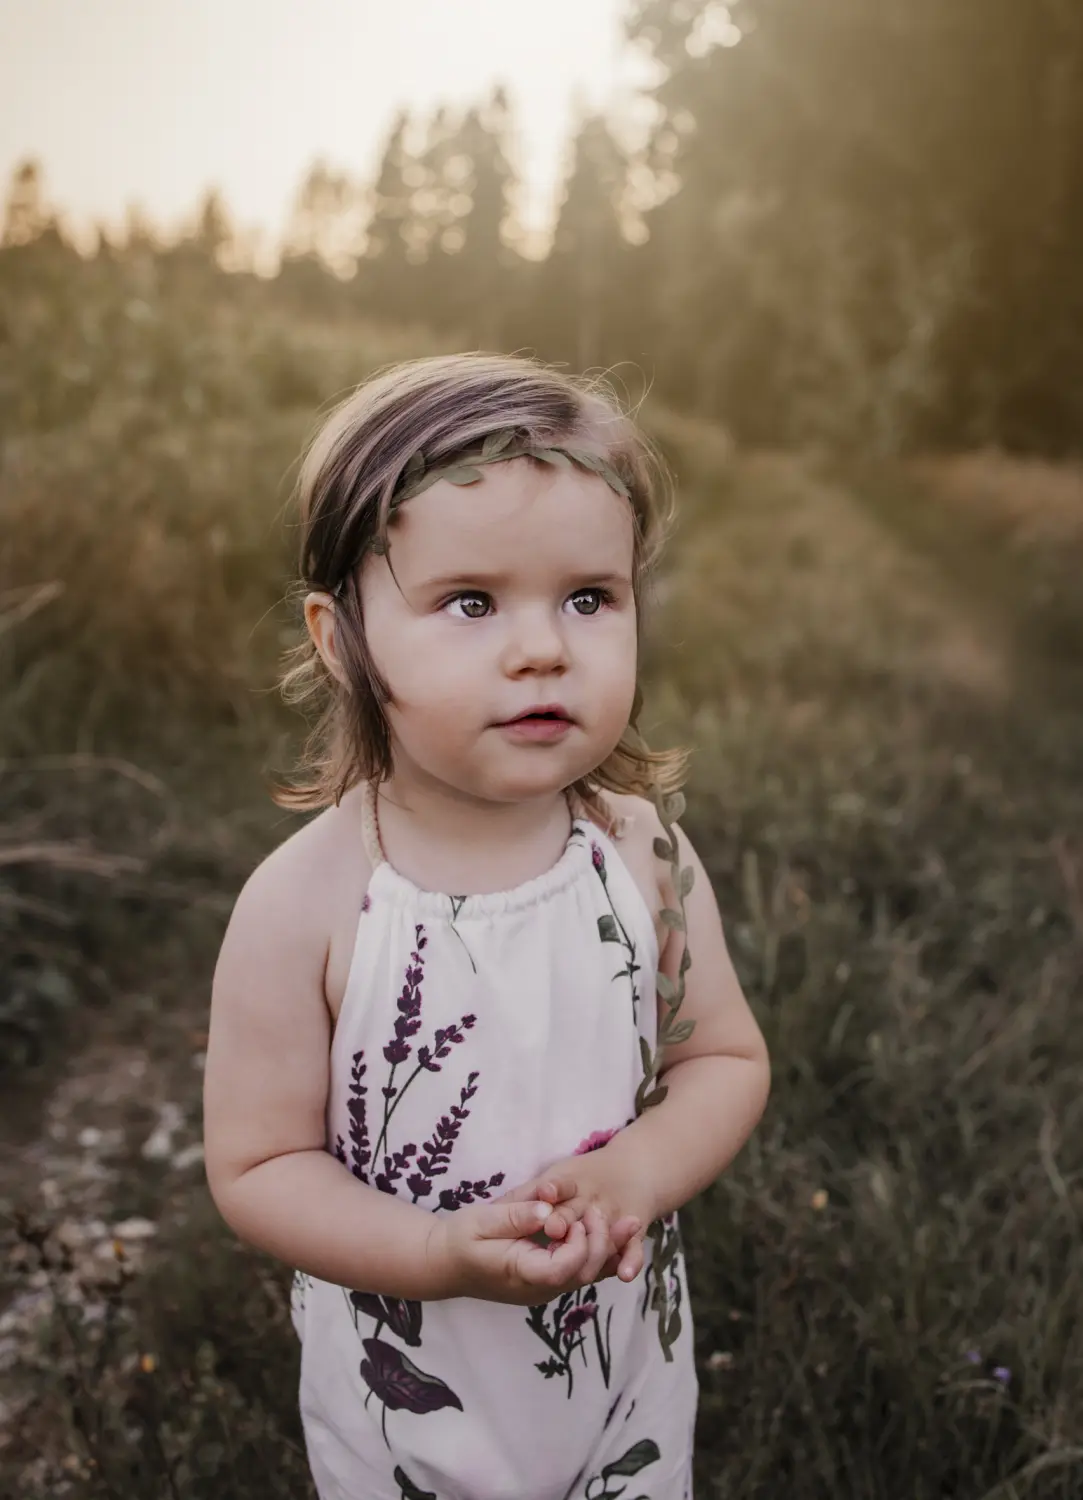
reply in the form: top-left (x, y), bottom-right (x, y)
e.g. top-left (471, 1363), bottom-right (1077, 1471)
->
top-left (226, 802), bottom-right (356, 947)
top-left (225, 794), bottom-right (373, 1019)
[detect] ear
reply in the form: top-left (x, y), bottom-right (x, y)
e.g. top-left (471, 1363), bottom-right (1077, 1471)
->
top-left (304, 591), bottom-right (350, 688)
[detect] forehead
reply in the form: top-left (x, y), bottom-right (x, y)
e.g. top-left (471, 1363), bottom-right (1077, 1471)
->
top-left (388, 459), bottom-right (634, 579)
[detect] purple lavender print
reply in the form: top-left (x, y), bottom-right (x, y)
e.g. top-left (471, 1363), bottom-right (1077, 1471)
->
top-left (333, 923), bottom-right (504, 1211)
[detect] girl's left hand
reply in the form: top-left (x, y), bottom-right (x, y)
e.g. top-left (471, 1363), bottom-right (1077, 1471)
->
top-left (498, 1152), bottom-right (654, 1284)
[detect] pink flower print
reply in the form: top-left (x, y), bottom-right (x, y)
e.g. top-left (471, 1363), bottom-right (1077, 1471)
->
top-left (590, 841), bottom-right (607, 880)
top-left (574, 1128), bottom-right (618, 1155)
top-left (361, 892), bottom-right (371, 913)
top-left (562, 1303), bottom-right (598, 1342)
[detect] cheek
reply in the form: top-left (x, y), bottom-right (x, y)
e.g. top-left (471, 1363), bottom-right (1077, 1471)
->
top-left (365, 617), bottom-right (479, 712)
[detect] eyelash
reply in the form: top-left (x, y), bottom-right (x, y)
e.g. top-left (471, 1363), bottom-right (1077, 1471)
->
top-left (442, 587), bottom-right (618, 620)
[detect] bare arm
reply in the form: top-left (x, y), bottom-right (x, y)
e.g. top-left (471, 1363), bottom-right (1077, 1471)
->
top-left (202, 832), bottom-right (446, 1300)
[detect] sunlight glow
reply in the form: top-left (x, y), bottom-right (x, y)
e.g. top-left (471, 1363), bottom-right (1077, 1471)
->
top-left (0, 0), bottom-right (655, 250)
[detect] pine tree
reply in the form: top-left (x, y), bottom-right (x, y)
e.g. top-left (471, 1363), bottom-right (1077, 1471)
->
top-left (455, 88), bottom-right (518, 345)
top-left (283, 160), bottom-right (364, 278)
top-left (540, 111), bottom-right (629, 369)
top-left (360, 109), bottom-right (416, 320)
top-left (1, 160), bottom-right (54, 247)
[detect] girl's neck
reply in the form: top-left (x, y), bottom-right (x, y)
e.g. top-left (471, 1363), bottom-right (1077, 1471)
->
top-left (359, 776), bottom-right (576, 897)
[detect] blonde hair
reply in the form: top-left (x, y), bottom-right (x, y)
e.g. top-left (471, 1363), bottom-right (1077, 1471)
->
top-left (273, 352), bottom-right (690, 815)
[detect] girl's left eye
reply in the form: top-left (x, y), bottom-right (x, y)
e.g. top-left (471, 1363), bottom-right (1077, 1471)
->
top-left (446, 593), bottom-right (490, 619)
top-left (568, 587), bottom-right (615, 615)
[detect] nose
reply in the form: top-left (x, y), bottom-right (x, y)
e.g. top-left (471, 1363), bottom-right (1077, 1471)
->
top-left (501, 603), bottom-right (569, 674)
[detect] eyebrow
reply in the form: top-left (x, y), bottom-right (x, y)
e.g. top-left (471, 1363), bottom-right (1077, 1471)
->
top-left (417, 569), bottom-right (632, 592)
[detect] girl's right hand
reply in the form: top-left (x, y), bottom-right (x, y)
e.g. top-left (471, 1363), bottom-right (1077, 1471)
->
top-left (426, 1197), bottom-right (614, 1305)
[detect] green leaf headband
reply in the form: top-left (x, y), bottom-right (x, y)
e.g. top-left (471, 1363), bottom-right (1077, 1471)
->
top-left (329, 428), bottom-right (632, 594)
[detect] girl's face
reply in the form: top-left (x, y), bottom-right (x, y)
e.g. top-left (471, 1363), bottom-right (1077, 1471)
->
top-left (358, 457), bottom-right (638, 805)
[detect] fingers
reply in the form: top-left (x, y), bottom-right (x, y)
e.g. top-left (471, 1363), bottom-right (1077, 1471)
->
top-left (480, 1198), bottom-right (556, 1241)
top-left (536, 1180), bottom-right (584, 1240)
top-left (579, 1205), bottom-right (612, 1286)
top-left (514, 1212), bottom-right (645, 1296)
top-left (616, 1231), bottom-right (645, 1283)
top-left (594, 1217), bottom-right (644, 1283)
top-left (498, 1177), bottom-right (580, 1239)
top-left (486, 1188), bottom-right (645, 1295)
top-left (517, 1218), bottom-right (590, 1290)
top-left (610, 1215), bottom-right (641, 1249)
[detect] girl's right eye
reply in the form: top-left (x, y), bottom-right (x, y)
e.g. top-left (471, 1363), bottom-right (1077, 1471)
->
top-left (443, 593), bottom-right (490, 620)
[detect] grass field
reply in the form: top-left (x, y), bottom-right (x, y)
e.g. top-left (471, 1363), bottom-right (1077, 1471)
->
top-left (1, 321), bottom-right (1081, 1496)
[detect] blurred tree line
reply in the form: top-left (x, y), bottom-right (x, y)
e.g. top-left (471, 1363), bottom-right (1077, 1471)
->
top-left (3, 0), bottom-right (1083, 455)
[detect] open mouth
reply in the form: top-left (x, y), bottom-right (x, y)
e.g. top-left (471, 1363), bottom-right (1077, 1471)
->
top-left (499, 708), bottom-right (573, 736)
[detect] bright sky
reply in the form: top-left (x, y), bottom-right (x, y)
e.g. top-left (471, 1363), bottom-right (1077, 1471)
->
top-left (0, 0), bottom-right (656, 255)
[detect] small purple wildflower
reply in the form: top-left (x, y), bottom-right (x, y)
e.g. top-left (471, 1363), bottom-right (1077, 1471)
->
top-left (992, 1366), bottom-right (1012, 1385)
top-left (563, 1304), bottom-right (598, 1340)
top-left (965, 1349), bottom-right (982, 1365)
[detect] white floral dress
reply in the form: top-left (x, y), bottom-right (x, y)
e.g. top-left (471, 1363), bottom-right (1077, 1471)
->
top-left (290, 780), bottom-right (698, 1500)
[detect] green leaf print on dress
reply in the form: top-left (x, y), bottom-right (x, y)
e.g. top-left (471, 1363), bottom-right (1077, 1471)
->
top-left (395, 1466), bottom-right (438, 1500)
top-left (589, 841), bottom-right (643, 1021)
top-left (641, 1212), bottom-right (685, 1352)
top-left (584, 1437), bottom-right (661, 1498)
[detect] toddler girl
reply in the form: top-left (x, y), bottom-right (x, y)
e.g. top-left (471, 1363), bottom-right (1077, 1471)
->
top-left (203, 353), bottom-right (770, 1500)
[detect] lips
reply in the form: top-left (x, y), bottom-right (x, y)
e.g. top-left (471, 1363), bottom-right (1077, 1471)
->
top-left (503, 703), bottom-right (571, 724)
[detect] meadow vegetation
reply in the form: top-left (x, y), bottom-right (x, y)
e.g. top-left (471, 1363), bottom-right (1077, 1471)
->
top-left (2, 258), bottom-right (1082, 1497)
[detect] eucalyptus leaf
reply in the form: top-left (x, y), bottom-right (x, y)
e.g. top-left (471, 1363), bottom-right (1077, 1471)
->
top-left (441, 465), bottom-right (483, 485)
top-left (639, 1035), bottom-right (653, 1074)
top-left (601, 1439), bottom-right (661, 1480)
top-left (664, 792), bottom-right (687, 822)
top-left (575, 449), bottom-right (611, 476)
top-left (656, 972), bottom-right (676, 1002)
top-left (603, 468), bottom-right (630, 498)
top-left (662, 1018), bottom-right (695, 1045)
top-left (679, 865), bottom-right (695, 897)
top-left (653, 836), bottom-right (675, 862)
top-left (659, 906), bottom-right (684, 930)
top-left (643, 1084), bottom-right (669, 1109)
top-left (402, 450), bottom-right (425, 480)
top-left (597, 913), bottom-right (621, 943)
top-left (481, 429), bottom-right (515, 458)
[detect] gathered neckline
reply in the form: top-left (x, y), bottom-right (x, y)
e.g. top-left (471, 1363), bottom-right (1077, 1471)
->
top-left (360, 778), bottom-right (601, 917)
